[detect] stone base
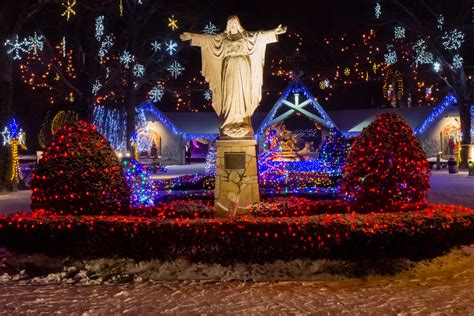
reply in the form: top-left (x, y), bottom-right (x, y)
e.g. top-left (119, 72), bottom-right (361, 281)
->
top-left (214, 139), bottom-right (260, 218)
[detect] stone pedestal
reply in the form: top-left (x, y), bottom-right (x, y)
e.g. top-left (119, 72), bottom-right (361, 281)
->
top-left (215, 139), bottom-right (260, 217)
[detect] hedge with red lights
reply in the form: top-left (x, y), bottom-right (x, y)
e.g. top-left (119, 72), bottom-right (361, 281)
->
top-left (1, 203), bottom-right (473, 261)
top-left (31, 121), bottom-right (130, 215)
top-left (342, 113), bottom-right (430, 212)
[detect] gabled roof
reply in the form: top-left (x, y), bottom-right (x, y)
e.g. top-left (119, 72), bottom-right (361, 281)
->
top-left (255, 78), bottom-right (336, 136)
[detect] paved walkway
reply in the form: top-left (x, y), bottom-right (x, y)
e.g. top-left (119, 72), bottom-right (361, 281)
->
top-left (1, 169), bottom-right (473, 214)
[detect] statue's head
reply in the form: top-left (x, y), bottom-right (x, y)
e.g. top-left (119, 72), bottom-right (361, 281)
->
top-left (226, 16), bottom-right (244, 35)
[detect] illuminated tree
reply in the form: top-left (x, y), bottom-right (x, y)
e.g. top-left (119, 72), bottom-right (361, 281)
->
top-left (320, 128), bottom-right (347, 175)
top-left (371, 1), bottom-right (474, 166)
top-left (31, 121), bottom-right (130, 215)
top-left (342, 113), bottom-right (430, 212)
top-left (9, 1), bottom-right (207, 151)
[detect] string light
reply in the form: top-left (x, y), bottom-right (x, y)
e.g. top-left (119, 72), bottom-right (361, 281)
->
top-left (203, 22), bottom-right (219, 34)
top-left (164, 40), bottom-right (178, 55)
top-left (167, 60), bottom-right (184, 78)
top-left (26, 32), bottom-right (45, 54)
top-left (413, 39), bottom-right (433, 67)
top-left (148, 84), bottom-right (165, 102)
top-left (133, 64), bottom-right (145, 77)
top-left (168, 15), bottom-right (178, 30)
top-left (384, 44), bottom-right (397, 65)
top-left (120, 50), bottom-right (135, 68)
top-left (151, 41), bottom-right (161, 53)
top-left (394, 26), bottom-right (405, 39)
top-left (4, 35), bottom-right (29, 60)
top-left (374, 2), bottom-right (381, 19)
top-left (95, 16), bottom-right (104, 41)
top-left (61, 0), bottom-right (77, 21)
top-left (442, 29), bottom-right (464, 50)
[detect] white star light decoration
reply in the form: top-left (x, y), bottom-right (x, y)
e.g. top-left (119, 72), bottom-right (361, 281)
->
top-left (433, 62), bottom-right (441, 72)
top-left (384, 45), bottom-right (397, 65)
top-left (4, 36), bottom-right (29, 60)
top-left (203, 22), bottom-right (219, 34)
top-left (148, 84), bottom-right (165, 102)
top-left (120, 50), bottom-right (135, 68)
top-left (167, 61), bottom-right (184, 78)
top-left (452, 54), bottom-right (463, 69)
top-left (61, 0), bottom-right (77, 21)
top-left (394, 26), bottom-right (405, 39)
top-left (151, 41), bottom-right (161, 52)
top-left (442, 29), bottom-right (464, 50)
top-left (133, 64), bottom-right (145, 77)
top-left (374, 2), bottom-right (381, 19)
top-left (165, 40), bottom-right (178, 55)
top-left (92, 80), bottom-right (102, 95)
top-left (95, 16), bottom-right (104, 41)
top-left (204, 90), bottom-right (212, 100)
top-left (413, 39), bottom-right (433, 67)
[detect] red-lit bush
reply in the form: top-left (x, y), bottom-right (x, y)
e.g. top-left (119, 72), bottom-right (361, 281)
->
top-left (342, 113), bottom-right (430, 212)
top-left (31, 121), bottom-right (130, 215)
top-left (0, 203), bottom-right (473, 261)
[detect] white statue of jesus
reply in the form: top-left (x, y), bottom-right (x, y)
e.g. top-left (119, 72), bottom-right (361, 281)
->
top-left (181, 16), bottom-right (286, 138)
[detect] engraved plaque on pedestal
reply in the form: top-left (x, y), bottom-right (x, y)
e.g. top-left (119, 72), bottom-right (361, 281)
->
top-left (224, 152), bottom-right (246, 170)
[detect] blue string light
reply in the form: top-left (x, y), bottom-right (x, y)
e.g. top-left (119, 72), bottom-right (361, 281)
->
top-left (413, 95), bottom-right (457, 135)
top-left (256, 79), bottom-right (336, 138)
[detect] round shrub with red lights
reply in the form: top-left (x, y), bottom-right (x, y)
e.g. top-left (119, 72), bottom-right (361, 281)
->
top-left (342, 113), bottom-right (430, 212)
top-left (31, 121), bottom-right (130, 215)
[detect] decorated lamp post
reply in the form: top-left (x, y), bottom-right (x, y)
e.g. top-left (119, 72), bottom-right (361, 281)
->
top-left (2, 118), bottom-right (27, 185)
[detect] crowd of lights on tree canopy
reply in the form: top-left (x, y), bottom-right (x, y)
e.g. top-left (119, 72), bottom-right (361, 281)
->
top-left (8, 4), bottom-right (214, 113)
top-left (2, 118), bottom-right (27, 183)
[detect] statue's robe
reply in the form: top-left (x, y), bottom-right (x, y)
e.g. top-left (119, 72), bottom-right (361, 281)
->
top-left (191, 31), bottom-right (277, 131)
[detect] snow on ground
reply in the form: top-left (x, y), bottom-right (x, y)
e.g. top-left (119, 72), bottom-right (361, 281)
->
top-left (0, 246), bottom-right (473, 314)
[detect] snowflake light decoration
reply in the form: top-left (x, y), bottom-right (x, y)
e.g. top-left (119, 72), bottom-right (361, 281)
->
top-left (452, 54), bottom-right (463, 69)
top-left (26, 32), bottom-right (45, 54)
top-left (151, 41), bottom-right (161, 52)
top-left (120, 50), bottom-right (135, 68)
top-left (442, 29), bottom-right (464, 50)
top-left (437, 15), bottom-right (444, 30)
top-left (384, 45), bottom-right (397, 65)
top-left (344, 67), bottom-right (350, 76)
top-left (95, 16), bottom-right (104, 41)
top-left (433, 62), bottom-right (441, 72)
top-left (98, 35), bottom-right (114, 60)
top-left (92, 80), bottom-right (102, 95)
top-left (61, 36), bottom-right (67, 57)
top-left (413, 39), bottom-right (433, 67)
top-left (319, 79), bottom-right (330, 90)
top-left (168, 15), bottom-right (178, 30)
top-left (61, 0), bottom-right (77, 21)
top-left (204, 90), bottom-right (212, 100)
top-left (203, 22), bottom-right (219, 34)
top-left (4, 36), bottom-right (29, 60)
top-left (165, 40), bottom-right (178, 55)
top-left (167, 61), bottom-right (184, 78)
top-left (394, 26), bottom-right (405, 39)
top-left (374, 2), bottom-right (381, 19)
top-left (133, 64), bottom-right (145, 77)
top-left (148, 84), bottom-right (165, 102)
